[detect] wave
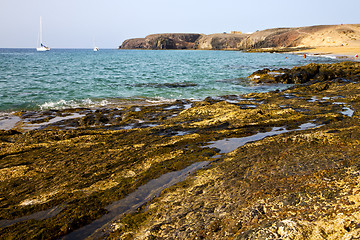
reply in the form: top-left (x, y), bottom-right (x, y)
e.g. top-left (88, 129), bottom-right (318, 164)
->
top-left (307, 54), bottom-right (338, 60)
top-left (39, 97), bottom-right (178, 110)
top-left (144, 97), bottom-right (177, 104)
top-left (39, 99), bottom-right (110, 110)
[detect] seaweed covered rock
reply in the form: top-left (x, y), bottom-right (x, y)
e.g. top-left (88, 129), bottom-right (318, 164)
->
top-left (1, 62), bottom-right (360, 239)
top-left (248, 61), bottom-right (360, 84)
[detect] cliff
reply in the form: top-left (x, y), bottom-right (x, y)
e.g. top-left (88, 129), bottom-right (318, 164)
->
top-left (119, 33), bottom-right (202, 50)
top-left (119, 24), bottom-right (360, 51)
top-left (196, 33), bottom-right (248, 50)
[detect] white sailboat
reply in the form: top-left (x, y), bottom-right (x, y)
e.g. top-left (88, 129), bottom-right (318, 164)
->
top-left (93, 38), bottom-right (99, 51)
top-left (36, 16), bottom-right (50, 51)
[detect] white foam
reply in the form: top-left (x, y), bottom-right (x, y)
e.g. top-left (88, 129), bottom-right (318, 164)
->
top-left (145, 97), bottom-right (176, 104)
top-left (308, 54), bottom-right (337, 60)
top-left (39, 99), bottom-right (110, 110)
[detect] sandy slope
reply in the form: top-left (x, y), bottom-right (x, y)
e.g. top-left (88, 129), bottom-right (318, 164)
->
top-left (297, 24), bottom-right (360, 47)
top-left (294, 24), bottom-right (360, 57)
top-left (296, 46), bottom-right (360, 58)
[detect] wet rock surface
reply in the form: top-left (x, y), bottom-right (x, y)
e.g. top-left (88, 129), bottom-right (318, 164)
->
top-left (249, 61), bottom-right (360, 84)
top-left (1, 63), bottom-right (360, 239)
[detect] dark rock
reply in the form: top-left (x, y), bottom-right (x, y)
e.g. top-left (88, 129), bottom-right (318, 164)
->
top-left (119, 38), bottom-right (147, 49)
top-left (119, 33), bottom-right (202, 50)
top-left (249, 62), bottom-right (360, 84)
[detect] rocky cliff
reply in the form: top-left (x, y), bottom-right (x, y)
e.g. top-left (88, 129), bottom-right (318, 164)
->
top-left (196, 33), bottom-right (248, 50)
top-left (119, 33), bottom-right (202, 50)
top-left (119, 24), bottom-right (360, 51)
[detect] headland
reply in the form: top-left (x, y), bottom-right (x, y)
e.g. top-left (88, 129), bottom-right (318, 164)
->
top-left (119, 24), bottom-right (360, 59)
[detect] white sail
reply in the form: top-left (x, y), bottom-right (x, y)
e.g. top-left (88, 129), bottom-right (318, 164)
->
top-left (36, 16), bottom-right (50, 51)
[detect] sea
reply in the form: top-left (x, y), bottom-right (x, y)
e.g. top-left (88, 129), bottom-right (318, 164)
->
top-left (0, 48), bottom-right (338, 112)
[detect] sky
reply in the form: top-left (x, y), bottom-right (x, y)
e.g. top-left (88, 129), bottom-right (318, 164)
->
top-left (1, 0), bottom-right (359, 49)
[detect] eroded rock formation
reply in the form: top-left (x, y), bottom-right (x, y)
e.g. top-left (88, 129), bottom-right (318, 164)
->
top-left (249, 61), bottom-right (360, 84)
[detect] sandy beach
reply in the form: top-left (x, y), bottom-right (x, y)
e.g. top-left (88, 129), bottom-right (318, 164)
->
top-left (295, 46), bottom-right (360, 59)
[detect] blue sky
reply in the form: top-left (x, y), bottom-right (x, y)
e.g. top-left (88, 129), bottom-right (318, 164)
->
top-left (1, 0), bottom-right (359, 48)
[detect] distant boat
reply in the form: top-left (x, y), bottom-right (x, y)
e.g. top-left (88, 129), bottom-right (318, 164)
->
top-left (36, 16), bottom-right (50, 51)
top-left (93, 38), bottom-right (99, 51)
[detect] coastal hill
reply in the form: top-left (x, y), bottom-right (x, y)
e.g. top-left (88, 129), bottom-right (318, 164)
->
top-left (120, 33), bottom-right (202, 50)
top-left (119, 24), bottom-right (360, 51)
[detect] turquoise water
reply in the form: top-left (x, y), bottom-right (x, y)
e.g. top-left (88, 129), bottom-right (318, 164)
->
top-left (0, 49), bottom-right (337, 111)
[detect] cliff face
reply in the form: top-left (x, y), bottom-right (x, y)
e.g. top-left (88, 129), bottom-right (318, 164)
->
top-left (119, 33), bottom-right (202, 50)
top-left (120, 38), bottom-right (147, 49)
top-left (196, 33), bottom-right (249, 50)
top-left (237, 28), bottom-right (302, 49)
top-left (119, 24), bottom-right (360, 50)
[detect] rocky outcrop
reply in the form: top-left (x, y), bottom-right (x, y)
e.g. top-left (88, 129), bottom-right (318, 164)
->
top-left (237, 27), bottom-right (302, 49)
top-left (120, 38), bottom-right (147, 49)
top-left (249, 61), bottom-right (360, 84)
top-left (119, 24), bottom-right (360, 50)
top-left (196, 33), bottom-right (249, 50)
top-left (119, 33), bottom-right (202, 50)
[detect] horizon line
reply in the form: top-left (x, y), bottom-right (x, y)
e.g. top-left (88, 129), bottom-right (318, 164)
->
top-left (0, 47), bottom-right (119, 50)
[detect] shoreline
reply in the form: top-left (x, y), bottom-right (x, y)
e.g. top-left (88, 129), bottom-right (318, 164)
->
top-left (289, 46), bottom-right (360, 60)
top-left (1, 61), bottom-right (360, 239)
top-left (1, 60), bottom-right (359, 133)
top-left (245, 46), bottom-right (360, 61)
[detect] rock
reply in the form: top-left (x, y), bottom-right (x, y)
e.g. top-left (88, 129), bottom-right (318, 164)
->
top-left (196, 33), bottom-right (248, 50)
top-left (119, 38), bottom-right (147, 49)
top-left (2, 62), bottom-right (360, 239)
top-left (119, 33), bottom-right (202, 50)
top-left (248, 61), bottom-right (360, 84)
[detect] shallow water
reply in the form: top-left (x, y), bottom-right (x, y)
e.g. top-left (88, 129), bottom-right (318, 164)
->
top-left (62, 161), bottom-right (209, 240)
top-left (341, 107), bottom-right (355, 117)
top-left (0, 204), bottom-right (66, 228)
top-left (333, 102), bottom-right (355, 117)
top-left (0, 113), bottom-right (21, 130)
top-left (206, 122), bottom-right (322, 154)
top-left (0, 49), bottom-right (338, 112)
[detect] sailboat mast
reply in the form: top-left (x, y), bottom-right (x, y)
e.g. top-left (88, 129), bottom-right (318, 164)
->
top-left (39, 16), bottom-right (43, 44)
top-left (36, 16), bottom-right (50, 51)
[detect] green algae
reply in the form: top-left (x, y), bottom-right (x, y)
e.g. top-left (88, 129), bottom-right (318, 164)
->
top-left (249, 61), bottom-right (360, 84)
top-left (1, 62), bottom-right (360, 239)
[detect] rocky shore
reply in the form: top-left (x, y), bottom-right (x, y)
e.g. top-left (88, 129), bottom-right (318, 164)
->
top-left (1, 62), bottom-right (360, 239)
